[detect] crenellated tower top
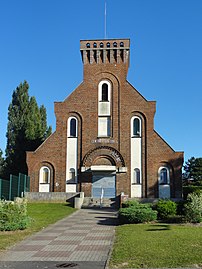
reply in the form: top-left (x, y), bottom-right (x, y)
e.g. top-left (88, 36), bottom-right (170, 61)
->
top-left (80, 39), bottom-right (130, 78)
top-left (80, 39), bottom-right (130, 65)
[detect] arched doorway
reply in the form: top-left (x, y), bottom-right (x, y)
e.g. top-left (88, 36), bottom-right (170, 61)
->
top-left (82, 146), bottom-right (126, 199)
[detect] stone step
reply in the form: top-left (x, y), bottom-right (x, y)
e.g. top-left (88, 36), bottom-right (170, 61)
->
top-left (82, 197), bottom-right (116, 208)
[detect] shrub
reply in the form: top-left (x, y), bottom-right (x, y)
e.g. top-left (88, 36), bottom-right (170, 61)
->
top-left (0, 199), bottom-right (30, 231)
top-left (122, 199), bottom-right (152, 209)
top-left (119, 205), bottom-right (157, 224)
top-left (155, 199), bottom-right (177, 220)
top-left (122, 199), bottom-right (139, 208)
top-left (119, 207), bottom-right (157, 224)
top-left (184, 193), bottom-right (202, 223)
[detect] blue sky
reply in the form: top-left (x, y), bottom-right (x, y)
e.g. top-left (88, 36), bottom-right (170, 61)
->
top-left (0, 0), bottom-right (202, 162)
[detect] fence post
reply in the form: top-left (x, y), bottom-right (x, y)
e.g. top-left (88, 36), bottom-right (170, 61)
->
top-left (18, 173), bottom-right (21, 197)
top-left (27, 176), bottom-right (30, 192)
top-left (9, 175), bottom-right (12, 201)
top-left (23, 174), bottom-right (27, 197)
top-left (0, 178), bottom-right (2, 199)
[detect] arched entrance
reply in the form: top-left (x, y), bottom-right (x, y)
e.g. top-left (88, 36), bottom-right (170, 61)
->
top-left (82, 146), bottom-right (126, 198)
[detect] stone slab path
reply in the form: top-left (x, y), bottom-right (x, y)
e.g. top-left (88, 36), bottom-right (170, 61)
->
top-left (0, 208), bottom-right (118, 269)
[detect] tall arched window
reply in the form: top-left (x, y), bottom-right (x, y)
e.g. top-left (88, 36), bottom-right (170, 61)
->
top-left (39, 166), bottom-right (50, 184)
top-left (68, 117), bottom-right (78, 137)
top-left (102, 83), bottom-right (108, 101)
top-left (131, 115), bottom-right (142, 197)
top-left (131, 116), bottom-right (141, 137)
top-left (98, 80), bottom-right (111, 136)
top-left (69, 168), bottom-right (75, 181)
top-left (133, 118), bottom-right (140, 136)
top-left (159, 167), bottom-right (169, 185)
top-left (70, 118), bottom-right (76, 137)
top-left (66, 117), bottom-right (78, 188)
top-left (98, 80), bottom-right (111, 104)
top-left (133, 168), bottom-right (141, 184)
top-left (43, 168), bottom-right (49, 183)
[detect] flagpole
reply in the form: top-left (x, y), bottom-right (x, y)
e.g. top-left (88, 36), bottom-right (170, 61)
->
top-left (104, 0), bottom-right (107, 39)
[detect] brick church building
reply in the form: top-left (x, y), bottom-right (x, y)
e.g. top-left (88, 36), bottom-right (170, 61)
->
top-left (27, 39), bottom-right (184, 200)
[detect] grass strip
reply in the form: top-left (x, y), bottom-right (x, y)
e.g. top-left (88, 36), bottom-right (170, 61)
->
top-left (110, 223), bottom-right (202, 268)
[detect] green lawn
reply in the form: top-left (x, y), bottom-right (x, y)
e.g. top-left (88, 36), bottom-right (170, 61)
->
top-left (0, 203), bottom-right (76, 251)
top-left (110, 223), bottom-right (202, 268)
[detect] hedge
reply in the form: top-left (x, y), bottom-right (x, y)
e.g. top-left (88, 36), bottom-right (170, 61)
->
top-left (119, 199), bottom-right (157, 224)
top-left (119, 207), bottom-right (157, 224)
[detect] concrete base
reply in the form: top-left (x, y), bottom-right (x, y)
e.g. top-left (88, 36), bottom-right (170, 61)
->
top-left (25, 192), bottom-right (80, 202)
top-left (24, 192), bottom-right (85, 209)
top-left (74, 192), bottom-right (84, 209)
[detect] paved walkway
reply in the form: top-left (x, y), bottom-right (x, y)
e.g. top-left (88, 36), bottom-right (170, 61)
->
top-left (0, 208), bottom-right (118, 269)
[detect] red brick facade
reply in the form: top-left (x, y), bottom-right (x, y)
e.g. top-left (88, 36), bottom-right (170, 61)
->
top-left (27, 39), bottom-right (184, 198)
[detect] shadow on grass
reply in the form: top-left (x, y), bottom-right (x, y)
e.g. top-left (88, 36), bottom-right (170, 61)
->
top-left (63, 203), bottom-right (74, 207)
top-left (146, 224), bottom-right (171, 231)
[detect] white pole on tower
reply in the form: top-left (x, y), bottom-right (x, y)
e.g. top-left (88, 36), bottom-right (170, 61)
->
top-left (104, 0), bottom-right (107, 39)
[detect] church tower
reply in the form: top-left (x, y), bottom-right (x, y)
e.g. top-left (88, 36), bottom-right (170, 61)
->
top-left (27, 38), bottom-right (183, 204)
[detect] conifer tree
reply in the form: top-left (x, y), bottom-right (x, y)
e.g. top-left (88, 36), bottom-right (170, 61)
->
top-left (4, 81), bottom-right (51, 177)
top-left (5, 81), bottom-right (29, 177)
top-left (40, 105), bottom-right (52, 140)
top-left (0, 149), bottom-right (5, 178)
top-left (184, 157), bottom-right (202, 183)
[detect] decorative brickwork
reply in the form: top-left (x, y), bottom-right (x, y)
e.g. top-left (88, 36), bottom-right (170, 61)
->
top-left (83, 146), bottom-right (125, 168)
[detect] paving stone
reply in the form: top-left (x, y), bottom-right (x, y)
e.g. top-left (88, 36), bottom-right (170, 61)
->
top-left (30, 236), bottom-right (57, 240)
top-left (0, 251), bottom-right (37, 262)
top-left (21, 240), bottom-right (52, 246)
top-left (32, 251), bottom-right (72, 258)
top-left (56, 235), bottom-right (86, 241)
top-left (80, 240), bottom-right (111, 246)
top-left (42, 245), bottom-right (77, 251)
top-left (49, 240), bottom-right (80, 245)
top-left (63, 230), bottom-right (89, 234)
top-left (10, 245), bottom-right (45, 251)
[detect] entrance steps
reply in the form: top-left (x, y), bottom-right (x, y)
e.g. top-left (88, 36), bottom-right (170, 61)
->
top-left (82, 197), bottom-right (117, 208)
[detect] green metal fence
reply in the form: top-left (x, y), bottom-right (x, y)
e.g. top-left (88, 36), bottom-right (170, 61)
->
top-left (0, 173), bottom-right (30, 200)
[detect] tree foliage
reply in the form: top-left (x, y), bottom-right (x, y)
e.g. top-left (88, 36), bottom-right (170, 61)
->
top-left (183, 157), bottom-right (202, 183)
top-left (4, 81), bottom-right (52, 177)
top-left (0, 149), bottom-right (5, 178)
top-left (184, 193), bottom-right (202, 223)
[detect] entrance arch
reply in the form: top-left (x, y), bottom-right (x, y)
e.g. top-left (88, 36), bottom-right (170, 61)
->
top-left (82, 146), bottom-right (125, 168)
top-left (82, 146), bottom-right (126, 198)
